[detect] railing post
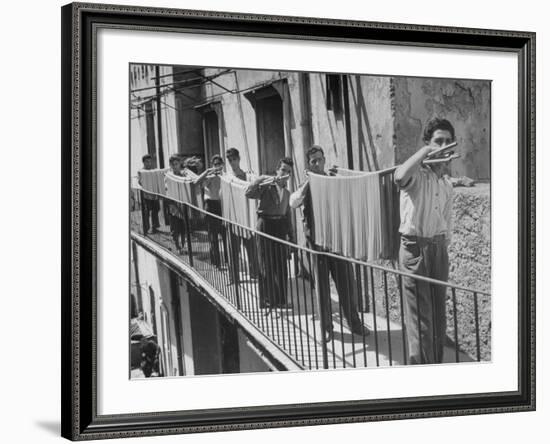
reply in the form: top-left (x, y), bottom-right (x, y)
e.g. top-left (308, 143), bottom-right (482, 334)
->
top-left (183, 205), bottom-right (193, 267)
top-left (473, 291), bottom-right (481, 362)
top-left (451, 288), bottom-right (460, 363)
top-left (233, 225), bottom-right (241, 310)
top-left (313, 252), bottom-right (329, 369)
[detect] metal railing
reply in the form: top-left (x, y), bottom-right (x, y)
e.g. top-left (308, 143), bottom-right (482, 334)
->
top-left (130, 187), bottom-right (491, 370)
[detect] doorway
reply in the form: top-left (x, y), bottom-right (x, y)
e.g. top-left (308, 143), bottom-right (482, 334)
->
top-left (202, 110), bottom-right (221, 163)
top-left (255, 93), bottom-right (285, 174)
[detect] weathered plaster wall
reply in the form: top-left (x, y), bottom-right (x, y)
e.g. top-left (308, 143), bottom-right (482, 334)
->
top-left (393, 77), bottom-right (491, 180)
top-left (309, 73), bottom-right (349, 170)
top-left (348, 75), bottom-right (395, 170)
top-left (202, 68), bottom-right (307, 177)
top-left (203, 67), bottom-right (274, 172)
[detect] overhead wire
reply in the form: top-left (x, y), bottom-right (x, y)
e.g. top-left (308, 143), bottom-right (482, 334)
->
top-left (130, 78), bottom-right (278, 117)
top-left (130, 68), bottom-right (234, 94)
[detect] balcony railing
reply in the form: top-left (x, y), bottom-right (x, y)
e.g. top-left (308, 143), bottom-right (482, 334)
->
top-left (130, 187), bottom-right (491, 370)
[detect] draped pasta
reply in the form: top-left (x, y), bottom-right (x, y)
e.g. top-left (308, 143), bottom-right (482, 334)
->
top-left (164, 171), bottom-right (201, 206)
top-left (137, 168), bottom-right (169, 195)
top-left (220, 173), bottom-right (258, 231)
top-left (309, 168), bottom-right (399, 261)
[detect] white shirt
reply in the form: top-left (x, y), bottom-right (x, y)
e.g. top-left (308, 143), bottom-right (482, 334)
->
top-left (398, 166), bottom-right (453, 240)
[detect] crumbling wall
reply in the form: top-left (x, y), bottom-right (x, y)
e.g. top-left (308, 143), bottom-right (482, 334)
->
top-left (449, 185), bottom-right (491, 292)
top-left (348, 75), bottom-right (395, 170)
top-left (448, 184), bottom-right (491, 360)
top-left (393, 77), bottom-right (491, 180)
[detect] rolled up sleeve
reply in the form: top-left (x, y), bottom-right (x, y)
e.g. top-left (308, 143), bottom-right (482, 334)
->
top-left (289, 181), bottom-right (309, 208)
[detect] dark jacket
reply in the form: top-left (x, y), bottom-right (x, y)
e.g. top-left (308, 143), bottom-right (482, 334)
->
top-left (245, 177), bottom-right (293, 241)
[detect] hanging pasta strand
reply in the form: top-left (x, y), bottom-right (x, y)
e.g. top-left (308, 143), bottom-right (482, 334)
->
top-left (220, 174), bottom-right (258, 231)
top-left (308, 168), bottom-right (398, 262)
top-left (138, 168), bottom-right (169, 195)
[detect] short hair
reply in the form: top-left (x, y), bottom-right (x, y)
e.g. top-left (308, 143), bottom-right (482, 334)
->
top-left (423, 118), bottom-right (455, 143)
top-left (278, 157), bottom-right (294, 169)
top-left (225, 148), bottom-right (240, 159)
top-left (185, 155), bottom-right (204, 173)
top-left (142, 154), bottom-right (153, 163)
top-left (210, 154), bottom-right (223, 165)
top-left (306, 145), bottom-right (325, 163)
top-left (168, 155), bottom-right (180, 165)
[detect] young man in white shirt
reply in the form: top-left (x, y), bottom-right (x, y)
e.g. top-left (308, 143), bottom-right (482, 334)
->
top-left (194, 154), bottom-right (226, 267)
top-left (225, 148), bottom-right (259, 283)
top-left (138, 154), bottom-right (160, 234)
top-left (166, 155), bottom-right (186, 254)
top-left (394, 117), bottom-right (456, 365)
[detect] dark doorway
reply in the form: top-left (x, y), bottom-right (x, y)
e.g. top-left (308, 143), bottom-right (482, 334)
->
top-left (219, 313), bottom-right (240, 373)
top-left (188, 287), bottom-right (222, 375)
top-left (202, 110), bottom-right (221, 163)
top-left (144, 100), bottom-right (157, 166)
top-left (255, 94), bottom-right (285, 174)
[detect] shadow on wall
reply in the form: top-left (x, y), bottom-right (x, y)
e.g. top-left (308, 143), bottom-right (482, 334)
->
top-left (351, 76), bottom-right (380, 171)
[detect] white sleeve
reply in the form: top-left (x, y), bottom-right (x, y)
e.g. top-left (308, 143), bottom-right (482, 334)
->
top-left (444, 189), bottom-right (454, 244)
top-left (289, 181), bottom-right (309, 209)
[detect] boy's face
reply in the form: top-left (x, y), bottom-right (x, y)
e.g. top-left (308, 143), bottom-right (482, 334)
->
top-left (170, 160), bottom-right (181, 172)
top-left (226, 155), bottom-right (240, 171)
top-left (428, 129), bottom-right (454, 148)
top-left (428, 129), bottom-right (454, 177)
top-left (143, 158), bottom-right (153, 169)
top-left (212, 159), bottom-right (224, 170)
top-left (308, 151), bottom-right (325, 174)
top-left (276, 163), bottom-right (292, 182)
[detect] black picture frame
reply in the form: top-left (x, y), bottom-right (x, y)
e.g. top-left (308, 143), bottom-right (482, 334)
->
top-left (61, 2), bottom-right (536, 440)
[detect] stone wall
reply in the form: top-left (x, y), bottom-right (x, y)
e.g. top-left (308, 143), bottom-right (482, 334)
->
top-left (448, 184), bottom-right (491, 292)
top-left (447, 184), bottom-right (491, 360)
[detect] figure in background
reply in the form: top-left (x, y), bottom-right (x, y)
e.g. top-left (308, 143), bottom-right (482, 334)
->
top-left (166, 155), bottom-right (186, 255)
top-left (130, 313), bottom-right (161, 378)
top-left (185, 155), bottom-right (205, 175)
top-left (138, 154), bottom-right (160, 234)
top-left (394, 117), bottom-right (456, 364)
top-left (225, 148), bottom-right (259, 284)
top-left (290, 145), bottom-right (369, 342)
top-left (194, 155), bottom-right (227, 268)
top-left (245, 157), bottom-right (294, 309)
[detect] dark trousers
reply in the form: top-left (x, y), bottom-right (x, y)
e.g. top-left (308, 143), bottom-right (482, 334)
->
top-left (256, 216), bottom-right (289, 307)
top-left (399, 234), bottom-right (449, 364)
top-left (228, 230), bottom-right (258, 284)
top-left (314, 251), bottom-right (362, 334)
top-left (205, 199), bottom-right (227, 267)
top-left (169, 206), bottom-right (186, 251)
top-left (142, 196), bottom-right (160, 234)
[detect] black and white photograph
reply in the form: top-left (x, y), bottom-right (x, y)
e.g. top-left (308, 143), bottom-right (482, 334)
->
top-left (0, 0), bottom-right (544, 441)
top-left (129, 64), bottom-right (491, 378)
